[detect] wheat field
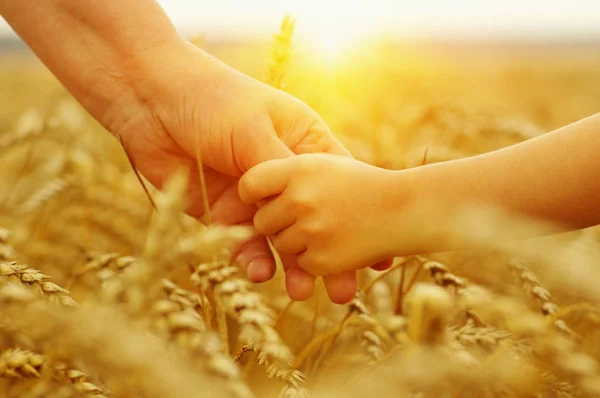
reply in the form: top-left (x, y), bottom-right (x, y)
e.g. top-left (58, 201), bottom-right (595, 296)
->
top-left (0, 16), bottom-right (600, 398)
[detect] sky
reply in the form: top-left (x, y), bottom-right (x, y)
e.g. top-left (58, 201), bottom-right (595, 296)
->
top-left (2, 0), bottom-right (600, 42)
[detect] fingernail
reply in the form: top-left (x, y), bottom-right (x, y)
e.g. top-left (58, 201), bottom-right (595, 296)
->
top-left (247, 259), bottom-right (273, 283)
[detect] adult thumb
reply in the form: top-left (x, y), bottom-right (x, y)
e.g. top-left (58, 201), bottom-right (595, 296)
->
top-left (238, 123), bottom-right (294, 173)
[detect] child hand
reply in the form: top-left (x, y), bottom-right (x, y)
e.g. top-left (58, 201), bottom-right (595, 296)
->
top-left (238, 154), bottom-right (400, 277)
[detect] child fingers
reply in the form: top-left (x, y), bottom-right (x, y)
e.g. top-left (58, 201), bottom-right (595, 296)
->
top-left (253, 199), bottom-right (295, 236)
top-left (271, 225), bottom-right (307, 254)
top-left (238, 158), bottom-right (293, 204)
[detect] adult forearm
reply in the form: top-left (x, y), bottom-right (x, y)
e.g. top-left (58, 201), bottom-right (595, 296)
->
top-left (0, 0), bottom-right (186, 131)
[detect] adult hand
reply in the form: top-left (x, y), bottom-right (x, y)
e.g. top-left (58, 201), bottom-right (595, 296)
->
top-left (114, 41), bottom-right (386, 303)
top-left (0, 0), bottom-right (390, 303)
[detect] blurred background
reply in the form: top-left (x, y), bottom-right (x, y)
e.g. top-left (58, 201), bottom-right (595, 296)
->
top-left (1, 0), bottom-right (600, 169)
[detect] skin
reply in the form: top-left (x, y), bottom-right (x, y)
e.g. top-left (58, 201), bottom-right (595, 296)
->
top-left (239, 113), bottom-right (600, 276)
top-left (0, 0), bottom-right (390, 303)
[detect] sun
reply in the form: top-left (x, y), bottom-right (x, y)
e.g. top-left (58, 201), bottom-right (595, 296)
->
top-left (319, 32), bottom-right (352, 59)
top-left (321, 35), bottom-right (341, 55)
top-left (300, 23), bottom-right (360, 63)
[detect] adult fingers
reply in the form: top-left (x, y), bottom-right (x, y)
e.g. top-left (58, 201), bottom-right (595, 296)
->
top-left (210, 183), bottom-right (256, 225)
top-left (236, 235), bottom-right (276, 283)
top-left (323, 272), bottom-right (358, 304)
top-left (293, 120), bottom-right (353, 158)
top-left (280, 254), bottom-right (315, 301)
top-left (253, 198), bottom-right (295, 236)
top-left (237, 122), bottom-right (294, 173)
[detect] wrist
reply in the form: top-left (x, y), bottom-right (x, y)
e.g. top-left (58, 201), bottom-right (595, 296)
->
top-left (376, 169), bottom-right (418, 257)
top-left (381, 167), bottom-right (455, 257)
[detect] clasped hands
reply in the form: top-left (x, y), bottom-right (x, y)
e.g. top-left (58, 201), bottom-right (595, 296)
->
top-left (117, 42), bottom-right (391, 304)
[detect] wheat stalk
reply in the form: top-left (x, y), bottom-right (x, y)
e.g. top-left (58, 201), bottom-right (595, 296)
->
top-left (0, 347), bottom-right (45, 378)
top-left (144, 170), bottom-right (188, 266)
top-left (348, 294), bottom-right (384, 362)
top-left (0, 261), bottom-right (76, 307)
top-left (0, 349), bottom-right (107, 397)
top-left (19, 178), bottom-right (71, 216)
top-left (0, 227), bottom-right (17, 262)
top-left (423, 259), bottom-right (485, 325)
top-left (192, 258), bottom-right (307, 395)
top-left (68, 252), bottom-right (138, 290)
top-left (155, 279), bottom-right (254, 398)
top-left (267, 14), bottom-right (296, 89)
top-left (453, 318), bottom-right (512, 350)
top-left (0, 108), bottom-right (46, 151)
top-left (465, 286), bottom-right (600, 396)
top-left (84, 185), bottom-right (150, 224)
top-left (507, 258), bottom-right (577, 338)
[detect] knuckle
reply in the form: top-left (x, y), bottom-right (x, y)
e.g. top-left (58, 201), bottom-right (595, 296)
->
top-left (300, 220), bottom-right (324, 237)
top-left (296, 154), bottom-right (323, 174)
top-left (288, 188), bottom-right (316, 209)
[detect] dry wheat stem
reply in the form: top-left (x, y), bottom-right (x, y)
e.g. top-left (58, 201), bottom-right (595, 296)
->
top-left (450, 341), bottom-right (513, 398)
top-left (507, 258), bottom-right (578, 339)
top-left (155, 279), bottom-right (253, 398)
top-left (19, 177), bottom-right (71, 216)
top-left (394, 262), bottom-right (408, 314)
top-left (0, 141), bottom-right (37, 213)
top-left (232, 343), bottom-right (307, 397)
top-left (0, 109), bottom-right (47, 151)
top-left (348, 295), bottom-right (384, 363)
top-left (553, 302), bottom-right (600, 325)
top-left (465, 288), bottom-right (600, 397)
top-left (0, 261), bottom-right (77, 307)
top-left (119, 135), bottom-right (156, 210)
top-left (0, 298), bottom-right (227, 398)
top-left (0, 227), bottom-right (17, 262)
top-left (422, 259), bottom-right (485, 325)
top-left (0, 347), bottom-right (45, 378)
top-left (191, 258), bottom-right (307, 393)
top-left (453, 318), bottom-right (512, 351)
top-left (267, 14), bottom-right (295, 89)
top-left (195, 150), bottom-right (212, 226)
top-left (84, 185), bottom-right (150, 224)
top-left (68, 252), bottom-right (138, 290)
top-left (274, 299), bottom-right (294, 329)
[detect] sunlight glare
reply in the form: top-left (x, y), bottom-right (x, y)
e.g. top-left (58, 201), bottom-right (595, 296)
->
top-left (300, 22), bottom-right (363, 64)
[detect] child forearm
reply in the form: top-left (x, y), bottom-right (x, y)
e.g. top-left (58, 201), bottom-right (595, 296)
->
top-left (0, 0), bottom-right (190, 131)
top-left (393, 113), bottom-right (600, 252)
